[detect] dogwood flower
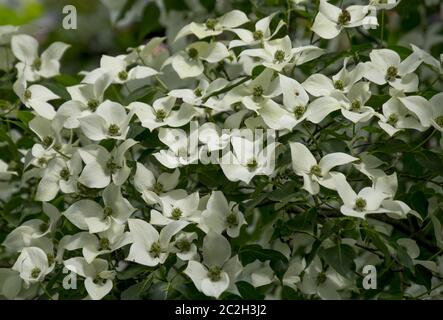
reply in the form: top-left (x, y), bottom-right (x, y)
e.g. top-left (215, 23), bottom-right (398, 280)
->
top-left (77, 139), bottom-right (137, 188)
top-left (362, 49), bottom-right (422, 92)
top-left (170, 231), bottom-right (199, 261)
top-left (126, 219), bottom-right (188, 266)
top-left (200, 191), bottom-right (246, 237)
top-left (63, 183), bottom-right (135, 233)
top-left (175, 10), bottom-right (249, 40)
top-left (397, 93), bottom-right (443, 132)
top-left (133, 163), bottom-right (180, 204)
top-left (12, 247), bottom-right (53, 285)
top-left (168, 78), bottom-right (229, 107)
top-left (220, 134), bottom-right (279, 184)
top-left (150, 191), bottom-right (201, 225)
top-left (130, 97), bottom-right (196, 131)
top-left (13, 76), bottom-right (59, 119)
top-left (289, 142), bottom-right (358, 194)
top-left (79, 100), bottom-right (133, 141)
top-left (184, 232), bottom-right (242, 298)
top-left (64, 257), bottom-right (115, 300)
top-left (311, 1), bottom-right (370, 39)
top-left (170, 42), bottom-right (230, 79)
top-left (11, 34), bottom-right (69, 81)
top-left (229, 13), bottom-right (286, 49)
top-left (369, 0), bottom-right (400, 10)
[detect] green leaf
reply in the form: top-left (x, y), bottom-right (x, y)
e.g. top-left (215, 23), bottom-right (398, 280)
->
top-left (320, 244), bottom-right (356, 279)
top-left (239, 244), bottom-right (288, 265)
top-left (236, 281), bottom-right (265, 299)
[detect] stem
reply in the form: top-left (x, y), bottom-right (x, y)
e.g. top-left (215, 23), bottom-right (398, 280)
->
top-left (409, 128), bottom-right (437, 152)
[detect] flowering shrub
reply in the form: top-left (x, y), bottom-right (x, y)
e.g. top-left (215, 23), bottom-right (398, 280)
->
top-left (1, 0), bottom-right (443, 300)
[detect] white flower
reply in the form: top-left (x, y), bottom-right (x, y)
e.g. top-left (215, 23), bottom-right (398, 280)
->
top-left (170, 41), bottom-right (230, 79)
top-left (79, 100), bottom-right (133, 141)
top-left (150, 191), bottom-right (201, 225)
top-left (168, 78), bottom-right (229, 107)
top-left (229, 13), bottom-right (286, 49)
top-left (56, 72), bottom-right (113, 129)
top-left (85, 55), bottom-right (158, 84)
top-left (13, 76), bottom-right (59, 119)
top-left (362, 49), bottom-right (422, 92)
top-left (175, 10), bottom-right (249, 40)
top-left (130, 96), bottom-right (196, 131)
top-left (220, 134), bottom-right (279, 184)
top-left (289, 142), bottom-right (358, 195)
top-left (200, 191), bottom-right (246, 237)
top-left (0, 268), bottom-right (22, 299)
top-left (283, 257), bottom-right (306, 290)
top-left (63, 183), bottom-right (135, 233)
top-left (239, 260), bottom-right (275, 288)
top-left (133, 163), bottom-right (180, 204)
top-left (64, 257), bottom-right (115, 300)
top-left (184, 232), bottom-right (242, 299)
top-left (312, 1), bottom-right (370, 39)
top-left (397, 93), bottom-right (442, 131)
top-left (126, 218), bottom-right (189, 266)
top-left (369, 0), bottom-right (400, 10)
top-left (77, 139), bottom-right (137, 188)
top-left (170, 232), bottom-right (199, 261)
top-left (12, 247), bottom-right (52, 285)
top-left (0, 159), bottom-right (17, 180)
top-left (11, 34), bottom-right (69, 81)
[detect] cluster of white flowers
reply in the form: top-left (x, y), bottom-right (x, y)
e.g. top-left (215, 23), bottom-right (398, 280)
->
top-left (1, 0), bottom-right (442, 300)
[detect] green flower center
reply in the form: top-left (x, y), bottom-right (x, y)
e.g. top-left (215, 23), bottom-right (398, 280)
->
top-left (334, 80), bottom-right (344, 91)
top-left (59, 167), bottom-right (70, 181)
top-left (205, 18), bottom-right (218, 30)
top-left (47, 254), bottom-right (54, 266)
top-left (194, 88), bottom-right (203, 97)
top-left (38, 158), bottom-right (47, 166)
top-left (253, 30), bottom-right (264, 41)
top-left (435, 116), bottom-right (443, 127)
top-left (350, 100), bottom-right (361, 111)
top-left (310, 165), bottom-right (322, 177)
top-left (153, 182), bottom-right (164, 194)
top-left (99, 237), bottom-right (110, 250)
top-left (354, 197), bottom-right (367, 211)
top-left (274, 50), bottom-right (286, 64)
top-left (175, 239), bottom-right (191, 252)
top-left (155, 109), bottom-right (167, 122)
top-left (42, 136), bottom-right (54, 148)
top-left (171, 207), bottom-right (183, 220)
top-left (31, 267), bottom-right (41, 279)
top-left (207, 266), bottom-right (222, 282)
top-left (87, 99), bottom-right (99, 111)
top-left (188, 48), bottom-right (199, 59)
top-left (252, 85), bottom-right (264, 98)
top-left (226, 212), bottom-right (238, 228)
top-left (118, 70), bottom-right (128, 81)
top-left (106, 158), bottom-right (121, 174)
top-left (294, 105), bottom-right (305, 119)
top-left (103, 206), bottom-right (113, 217)
top-left (24, 89), bottom-right (32, 100)
top-left (149, 242), bottom-right (162, 258)
top-left (108, 124), bottom-right (120, 136)
top-left (338, 9), bottom-right (351, 25)
top-left (247, 159), bottom-right (258, 171)
top-left (32, 58), bottom-right (42, 71)
top-left (387, 113), bottom-right (398, 125)
top-left (316, 272), bottom-right (327, 285)
top-left (386, 66), bottom-right (398, 81)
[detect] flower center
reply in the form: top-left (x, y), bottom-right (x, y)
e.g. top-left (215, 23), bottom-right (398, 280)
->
top-left (149, 242), bottom-right (162, 258)
top-left (252, 85), bottom-right (264, 98)
top-left (118, 70), bottom-right (128, 81)
top-left (153, 182), bottom-right (163, 193)
top-left (316, 272), bottom-right (327, 285)
top-left (435, 116), bottom-right (443, 127)
top-left (226, 212), bottom-right (239, 228)
top-left (106, 158), bottom-right (121, 174)
top-left (334, 80), bottom-right (344, 91)
top-left (171, 207), bottom-right (183, 220)
top-left (387, 113), bottom-right (398, 125)
top-left (59, 167), bottom-right (70, 181)
top-left (338, 9), bottom-right (351, 25)
top-left (205, 18), bottom-right (218, 30)
top-left (310, 165), bottom-right (322, 177)
top-left (108, 124), bottom-right (120, 136)
top-left (99, 237), bottom-right (110, 250)
top-left (103, 206), bottom-right (113, 217)
top-left (42, 136), bottom-right (54, 148)
top-left (294, 105), bottom-right (305, 119)
top-left (350, 100), bottom-right (361, 111)
top-left (354, 197), bottom-right (367, 211)
top-left (246, 159), bottom-right (258, 171)
top-left (274, 50), bottom-right (286, 63)
top-left (188, 48), bottom-right (199, 59)
top-left (24, 89), bottom-right (32, 100)
top-left (175, 239), bottom-right (191, 252)
top-left (87, 99), bottom-right (99, 111)
top-left (31, 267), bottom-right (41, 279)
top-left (386, 66), bottom-right (398, 81)
top-left (32, 58), bottom-right (42, 71)
top-left (253, 30), bottom-right (264, 41)
top-left (207, 266), bottom-right (222, 282)
top-left (155, 109), bottom-right (167, 122)
top-left (38, 158), bottom-right (47, 166)
top-left (194, 88), bottom-right (203, 97)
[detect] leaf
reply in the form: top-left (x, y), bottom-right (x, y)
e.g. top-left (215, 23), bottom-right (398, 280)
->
top-left (320, 244), bottom-right (356, 279)
top-left (239, 244), bottom-right (288, 265)
top-left (138, 3), bottom-right (162, 41)
top-left (236, 281), bottom-right (265, 299)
